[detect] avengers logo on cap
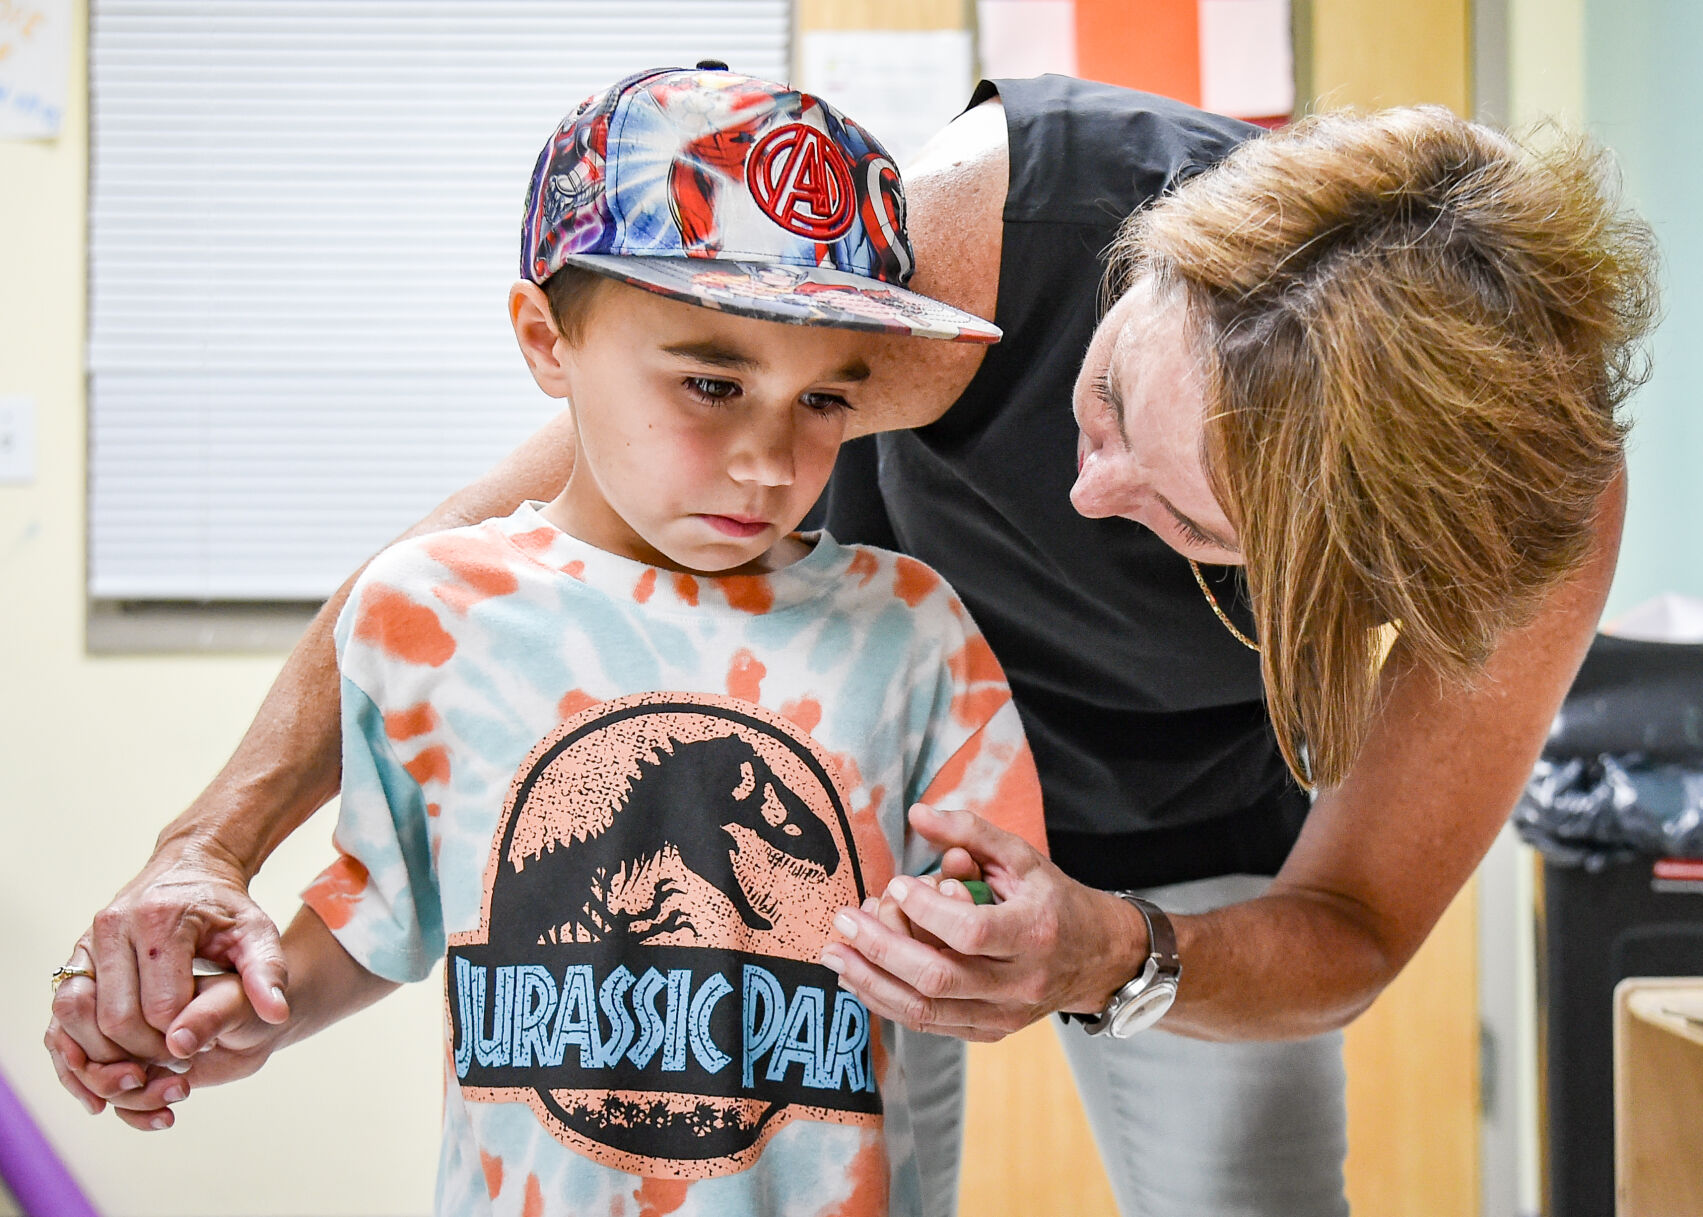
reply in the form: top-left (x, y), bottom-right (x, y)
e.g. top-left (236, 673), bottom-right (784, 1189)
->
top-left (746, 123), bottom-right (856, 240)
top-left (519, 66), bottom-right (1002, 344)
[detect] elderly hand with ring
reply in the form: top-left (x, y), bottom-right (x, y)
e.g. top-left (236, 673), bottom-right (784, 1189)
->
top-left (46, 946), bottom-right (193, 1130)
top-left (43, 844), bottom-right (293, 1133)
top-left (45, 944), bottom-right (297, 1131)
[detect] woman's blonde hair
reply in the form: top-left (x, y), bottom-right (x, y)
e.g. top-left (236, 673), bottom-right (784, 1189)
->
top-left (1107, 107), bottom-right (1659, 787)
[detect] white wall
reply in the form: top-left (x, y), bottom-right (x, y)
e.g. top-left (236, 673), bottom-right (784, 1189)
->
top-left (0, 4), bottom-right (440, 1213)
top-left (1508, 0), bottom-right (1583, 125)
top-left (1583, 0), bottom-right (1703, 619)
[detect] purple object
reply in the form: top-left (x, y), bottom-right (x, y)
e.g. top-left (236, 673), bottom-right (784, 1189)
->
top-left (0, 1061), bottom-right (101, 1217)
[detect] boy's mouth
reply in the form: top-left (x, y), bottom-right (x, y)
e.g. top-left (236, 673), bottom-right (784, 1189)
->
top-left (699, 514), bottom-right (770, 540)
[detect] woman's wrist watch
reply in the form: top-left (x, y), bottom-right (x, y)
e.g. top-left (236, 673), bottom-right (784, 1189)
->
top-left (1060, 893), bottom-right (1181, 1037)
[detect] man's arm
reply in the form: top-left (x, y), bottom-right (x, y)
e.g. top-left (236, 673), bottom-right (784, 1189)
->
top-left (823, 472), bottom-right (1625, 1040)
top-left (54, 409), bottom-right (581, 1085)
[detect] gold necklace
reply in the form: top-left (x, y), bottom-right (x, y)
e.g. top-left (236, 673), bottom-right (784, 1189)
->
top-left (1188, 559), bottom-right (1260, 652)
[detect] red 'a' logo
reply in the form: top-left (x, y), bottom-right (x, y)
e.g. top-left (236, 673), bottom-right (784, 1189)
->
top-left (746, 123), bottom-right (856, 241)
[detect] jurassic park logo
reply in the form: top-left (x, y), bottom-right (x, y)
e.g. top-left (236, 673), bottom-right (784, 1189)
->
top-left (445, 691), bottom-right (878, 1179)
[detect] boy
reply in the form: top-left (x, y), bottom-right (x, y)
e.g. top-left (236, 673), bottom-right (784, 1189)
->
top-left (150, 65), bottom-right (1045, 1216)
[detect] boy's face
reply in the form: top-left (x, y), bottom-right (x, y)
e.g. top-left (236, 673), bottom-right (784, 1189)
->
top-left (538, 280), bottom-right (871, 575)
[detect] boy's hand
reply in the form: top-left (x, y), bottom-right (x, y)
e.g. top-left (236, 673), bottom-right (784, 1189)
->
top-left (863, 806), bottom-right (988, 948)
top-left (864, 874), bottom-right (976, 950)
top-left (47, 968), bottom-right (287, 1132)
top-left (168, 971), bottom-right (292, 1089)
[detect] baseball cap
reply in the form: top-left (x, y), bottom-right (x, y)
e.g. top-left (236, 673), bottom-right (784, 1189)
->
top-left (520, 64), bottom-right (1001, 344)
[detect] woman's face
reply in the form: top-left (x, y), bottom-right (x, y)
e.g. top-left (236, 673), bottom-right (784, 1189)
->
top-left (1070, 275), bottom-right (1243, 565)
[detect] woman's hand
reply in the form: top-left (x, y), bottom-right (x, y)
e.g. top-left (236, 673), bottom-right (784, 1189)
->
top-left (821, 803), bottom-right (1150, 1042)
top-left (46, 950), bottom-right (192, 1131)
top-left (44, 841), bottom-right (291, 1128)
top-left (84, 840), bottom-right (291, 1055)
top-left (45, 958), bottom-right (288, 1132)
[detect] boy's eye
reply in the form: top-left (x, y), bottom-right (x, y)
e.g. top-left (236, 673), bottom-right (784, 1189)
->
top-left (800, 392), bottom-right (852, 416)
top-left (685, 376), bottom-right (740, 403)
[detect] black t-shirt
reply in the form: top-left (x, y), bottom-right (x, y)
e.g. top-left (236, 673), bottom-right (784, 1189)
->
top-left (823, 75), bottom-right (1310, 891)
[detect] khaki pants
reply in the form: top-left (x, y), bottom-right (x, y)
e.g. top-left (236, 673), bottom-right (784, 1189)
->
top-left (899, 874), bottom-right (1350, 1217)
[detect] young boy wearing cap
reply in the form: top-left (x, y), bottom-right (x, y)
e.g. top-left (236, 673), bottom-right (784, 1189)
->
top-left (156, 67), bottom-right (1045, 1215)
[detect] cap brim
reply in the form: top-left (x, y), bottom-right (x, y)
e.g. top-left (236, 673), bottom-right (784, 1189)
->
top-left (557, 254), bottom-right (1001, 344)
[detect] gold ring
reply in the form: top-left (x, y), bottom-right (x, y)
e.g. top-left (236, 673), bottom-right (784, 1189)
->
top-left (50, 964), bottom-right (95, 992)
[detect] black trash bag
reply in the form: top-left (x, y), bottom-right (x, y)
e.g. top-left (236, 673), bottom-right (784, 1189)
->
top-left (1514, 635), bottom-right (1703, 870)
top-left (1515, 755), bottom-right (1703, 871)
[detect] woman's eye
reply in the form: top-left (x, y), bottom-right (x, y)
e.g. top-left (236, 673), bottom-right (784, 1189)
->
top-left (685, 376), bottom-right (740, 403)
top-left (1175, 515), bottom-right (1216, 548)
top-left (1093, 368), bottom-right (1115, 404)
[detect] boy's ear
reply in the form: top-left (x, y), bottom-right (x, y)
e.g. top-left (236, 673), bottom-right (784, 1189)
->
top-left (510, 281), bottom-right (571, 398)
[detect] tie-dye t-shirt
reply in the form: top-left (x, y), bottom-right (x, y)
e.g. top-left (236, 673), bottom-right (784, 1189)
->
top-left (303, 502), bottom-right (1046, 1217)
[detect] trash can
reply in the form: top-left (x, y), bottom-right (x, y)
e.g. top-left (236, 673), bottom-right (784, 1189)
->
top-left (1515, 634), bottom-right (1703, 1217)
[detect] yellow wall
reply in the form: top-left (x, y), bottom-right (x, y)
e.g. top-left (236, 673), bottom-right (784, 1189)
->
top-left (1509, 0), bottom-right (1584, 124)
top-left (1304, 0), bottom-right (1471, 112)
top-left (0, 4), bottom-right (442, 1213)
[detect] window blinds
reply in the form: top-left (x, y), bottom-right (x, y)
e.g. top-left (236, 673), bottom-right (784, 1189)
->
top-left (88, 0), bottom-right (790, 600)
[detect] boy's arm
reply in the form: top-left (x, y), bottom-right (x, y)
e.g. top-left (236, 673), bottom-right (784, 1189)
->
top-left (54, 905), bottom-right (396, 1133)
top-left (130, 906), bottom-right (397, 1133)
top-left (53, 408), bottom-right (578, 1087)
top-left (185, 904), bottom-right (399, 1073)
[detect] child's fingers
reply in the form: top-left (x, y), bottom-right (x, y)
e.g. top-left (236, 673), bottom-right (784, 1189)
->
top-left (47, 1022), bottom-right (159, 1106)
top-left (76, 1057), bottom-right (152, 1103)
top-left (938, 846), bottom-right (983, 885)
top-left (103, 1066), bottom-right (190, 1114)
top-left (865, 894), bottom-right (913, 938)
top-left (872, 875), bottom-right (982, 950)
top-left (165, 974), bottom-right (256, 1058)
top-left (50, 1030), bottom-right (136, 1099)
top-left (113, 1103), bottom-right (176, 1133)
top-left (45, 1044), bottom-right (106, 1116)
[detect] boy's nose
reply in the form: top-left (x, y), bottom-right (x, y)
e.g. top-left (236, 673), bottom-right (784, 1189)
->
top-left (729, 416), bottom-right (796, 487)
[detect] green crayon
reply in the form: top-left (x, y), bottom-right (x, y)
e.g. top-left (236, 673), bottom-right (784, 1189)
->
top-left (962, 879), bottom-right (995, 906)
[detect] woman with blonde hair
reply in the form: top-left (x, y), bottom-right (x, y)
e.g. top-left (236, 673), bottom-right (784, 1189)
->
top-left (49, 78), bottom-right (1654, 1217)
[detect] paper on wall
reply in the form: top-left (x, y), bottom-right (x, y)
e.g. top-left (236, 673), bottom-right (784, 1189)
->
top-left (799, 29), bottom-right (974, 170)
top-left (1199, 0), bottom-right (1293, 120)
top-left (977, 0), bottom-right (1078, 81)
top-left (0, 396), bottom-right (35, 484)
top-left (0, 0), bottom-right (69, 139)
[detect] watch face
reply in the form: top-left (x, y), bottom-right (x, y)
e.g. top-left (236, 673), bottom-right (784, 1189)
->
top-left (1109, 980), bottom-right (1178, 1038)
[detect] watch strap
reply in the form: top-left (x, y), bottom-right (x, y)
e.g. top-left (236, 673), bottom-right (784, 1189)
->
top-left (1136, 895), bottom-right (1180, 979)
top-left (1059, 893), bottom-right (1179, 1031)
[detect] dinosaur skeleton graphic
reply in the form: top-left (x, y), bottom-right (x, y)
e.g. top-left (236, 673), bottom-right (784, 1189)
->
top-left (490, 733), bottom-right (841, 951)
